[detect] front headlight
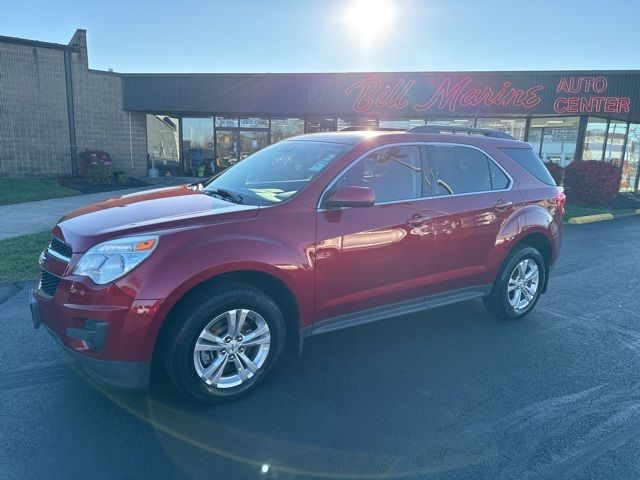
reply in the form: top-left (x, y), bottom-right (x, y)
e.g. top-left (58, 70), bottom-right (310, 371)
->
top-left (74, 235), bottom-right (159, 285)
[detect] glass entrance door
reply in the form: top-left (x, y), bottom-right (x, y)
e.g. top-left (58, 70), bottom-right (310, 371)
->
top-left (215, 130), bottom-right (239, 171)
top-left (213, 117), bottom-right (270, 173)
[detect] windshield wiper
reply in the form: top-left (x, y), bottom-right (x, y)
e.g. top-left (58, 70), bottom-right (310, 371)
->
top-left (204, 188), bottom-right (244, 204)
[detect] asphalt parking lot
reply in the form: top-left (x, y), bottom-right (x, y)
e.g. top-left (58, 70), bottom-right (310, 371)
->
top-left (2, 217), bottom-right (640, 479)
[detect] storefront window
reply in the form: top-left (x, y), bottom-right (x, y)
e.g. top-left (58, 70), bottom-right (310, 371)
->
top-left (604, 120), bottom-right (628, 166)
top-left (239, 131), bottom-right (269, 160)
top-left (476, 118), bottom-right (526, 140)
top-left (337, 116), bottom-right (377, 130)
top-left (240, 117), bottom-right (269, 129)
top-left (271, 118), bottom-right (304, 143)
top-left (182, 117), bottom-right (215, 177)
top-left (582, 117), bottom-right (608, 161)
top-left (238, 117), bottom-right (270, 164)
top-left (621, 123), bottom-right (640, 192)
top-left (528, 117), bottom-right (579, 167)
top-left (379, 118), bottom-right (425, 129)
top-left (306, 117), bottom-right (335, 133)
top-left (527, 127), bottom-right (542, 151)
top-left (427, 118), bottom-right (474, 127)
top-left (146, 115), bottom-right (180, 175)
top-left (215, 117), bottom-right (238, 128)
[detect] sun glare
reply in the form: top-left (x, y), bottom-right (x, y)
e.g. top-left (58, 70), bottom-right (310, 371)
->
top-left (343, 0), bottom-right (397, 47)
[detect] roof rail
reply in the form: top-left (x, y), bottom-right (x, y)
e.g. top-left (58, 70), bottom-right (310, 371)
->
top-left (339, 126), bottom-right (401, 132)
top-left (406, 125), bottom-right (515, 140)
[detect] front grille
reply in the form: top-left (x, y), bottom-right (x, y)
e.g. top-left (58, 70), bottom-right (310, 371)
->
top-left (48, 236), bottom-right (72, 260)
top-left (38, 270), bottom-right (61, 296)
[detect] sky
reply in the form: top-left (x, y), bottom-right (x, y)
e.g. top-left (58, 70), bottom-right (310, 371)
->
top-left (1, 0), bottom-right (639, 73)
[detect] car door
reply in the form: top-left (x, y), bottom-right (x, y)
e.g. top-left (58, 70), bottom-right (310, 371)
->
top-left (427, 143), bottom-right (520, 294)
top-left (314, 144), bottom-right (435, 323)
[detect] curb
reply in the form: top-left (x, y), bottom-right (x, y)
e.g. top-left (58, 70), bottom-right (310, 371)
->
top-left (567, 213), bottom-right (614, 224)
top-left (567, 210), bottom-right (640, 224)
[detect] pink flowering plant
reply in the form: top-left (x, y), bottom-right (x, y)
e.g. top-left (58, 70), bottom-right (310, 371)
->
top-left (80, 149), bottom-right (113, 185)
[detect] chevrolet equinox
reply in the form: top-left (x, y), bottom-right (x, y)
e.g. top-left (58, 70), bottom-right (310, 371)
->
top-left (31, 126), bottom-right (565, 403)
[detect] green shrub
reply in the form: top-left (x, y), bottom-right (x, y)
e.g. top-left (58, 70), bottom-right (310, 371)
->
top-left (113, 171), bottom-right (128, 184)
top-left (80, 150), bottom-right (113, 185)
top-left (563, 160), bottom-right (621, 205)
top-left (544, 161), bottom-right (564, 186)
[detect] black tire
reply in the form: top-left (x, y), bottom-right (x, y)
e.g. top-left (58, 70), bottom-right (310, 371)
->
top-left (162, 281), bottom-right (285, 404)
top-left (483, 245), bottom-right (546, 319)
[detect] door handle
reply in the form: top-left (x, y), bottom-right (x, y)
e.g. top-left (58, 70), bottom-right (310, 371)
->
top-left (407, 214), bottom-right (432, 226)
top-left (493, 199), bottom-right (513, 211)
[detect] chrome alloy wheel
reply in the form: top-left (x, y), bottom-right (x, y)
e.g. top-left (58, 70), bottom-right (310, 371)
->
top-left (193, 309), bottom-right (271, 389)
top-left (507, 259), bottom-right (540, 312)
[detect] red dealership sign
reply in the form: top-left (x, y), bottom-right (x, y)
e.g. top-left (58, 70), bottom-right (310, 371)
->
top-left (122, 70), bottom-right (640, 117)
top-left (342, 74), bottom-right (632, 116)
top-left (345, 77), bottom-right (543, 113)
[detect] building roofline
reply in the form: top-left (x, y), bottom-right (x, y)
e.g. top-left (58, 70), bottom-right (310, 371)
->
top-left (118, 69), bottom-right (640, 78)
top-left (0, 33), bottom-right (80, 52)
top-left (88, 68), bottom-right (120, 76)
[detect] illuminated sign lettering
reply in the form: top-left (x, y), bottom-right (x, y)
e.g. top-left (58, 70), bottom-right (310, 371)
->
top-left (556, 76), bottom-right (607, 93)
top-left (413, 77), bottom-right (542, 112)
top-left (553, 76), bottom-right (630, 114)
top-left (343, 74), bottom-right (632, 115)
top-left (345, 79), bottom-right (414, 113)
top-left (345, 76), bottom-right (543, 114)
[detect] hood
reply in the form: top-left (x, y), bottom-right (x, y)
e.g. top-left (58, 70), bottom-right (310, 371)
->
top-left (54, 185), bottom-right (259, 252)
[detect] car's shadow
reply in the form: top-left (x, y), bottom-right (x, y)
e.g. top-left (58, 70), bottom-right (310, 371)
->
top-left (91, 299), bottom-right (552, 479)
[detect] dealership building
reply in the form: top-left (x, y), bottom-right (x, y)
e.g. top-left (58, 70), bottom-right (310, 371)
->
top-left (1, 29), bottom-right (640, 191)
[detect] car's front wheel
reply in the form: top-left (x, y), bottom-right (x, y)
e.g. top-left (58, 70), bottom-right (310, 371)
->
top-left (483, 245), bottom-right (546, 319)
top-left (163, 282), bottom-right (285, 403)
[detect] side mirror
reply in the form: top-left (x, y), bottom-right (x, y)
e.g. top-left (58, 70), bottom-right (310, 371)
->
top-left (325, 185), bottom-right (375, 208)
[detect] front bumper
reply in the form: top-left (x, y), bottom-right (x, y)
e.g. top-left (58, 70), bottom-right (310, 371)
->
top-left (30, 282), bottom-right (160, 389)
top-left (43, 319), bottom-right (150, 388)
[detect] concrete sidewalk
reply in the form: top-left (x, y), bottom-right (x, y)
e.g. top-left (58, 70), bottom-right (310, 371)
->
top-left (0, 187), bottom-right (154, 240)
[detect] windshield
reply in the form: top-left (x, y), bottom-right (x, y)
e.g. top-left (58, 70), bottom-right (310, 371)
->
top-left (203, 140), bottom-right (350, 206)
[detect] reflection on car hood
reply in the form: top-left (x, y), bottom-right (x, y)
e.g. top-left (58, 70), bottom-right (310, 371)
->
top-left (54, 185), bottom-right (259, 251)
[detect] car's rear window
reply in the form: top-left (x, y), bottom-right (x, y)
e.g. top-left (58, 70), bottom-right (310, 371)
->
top-left (500, 147), bottom-right (557, 186)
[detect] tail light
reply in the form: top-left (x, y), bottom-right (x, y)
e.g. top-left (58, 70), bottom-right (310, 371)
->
top-left (554, 190), bottom-right (566, 217)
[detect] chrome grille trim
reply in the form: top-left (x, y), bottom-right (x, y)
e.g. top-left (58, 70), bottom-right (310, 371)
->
top-left (46, 248), bottom-right (71, 262)
top-left (47, 236), bottom-right (72, 262)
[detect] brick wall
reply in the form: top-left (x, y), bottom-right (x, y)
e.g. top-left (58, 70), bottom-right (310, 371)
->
top-left (0, 43), bottom-right (72, 176)
top-left (71, 65), bottom-right (148, 177)
top-left (0, 30), bottom-right (148, 178)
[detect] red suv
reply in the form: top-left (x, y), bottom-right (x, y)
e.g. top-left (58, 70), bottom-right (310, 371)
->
top-left (31, 127), bottom-right (564, 403)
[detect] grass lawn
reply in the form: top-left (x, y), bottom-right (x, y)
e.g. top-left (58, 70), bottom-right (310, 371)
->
top-left (0, 231), bottom-right (50, 281)
top-left (564, 204), bottom-right (637, 221)
top-left (0, 178), bottom-right (80, 205)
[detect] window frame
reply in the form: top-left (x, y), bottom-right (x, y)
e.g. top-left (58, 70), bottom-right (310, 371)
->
top-left (426, 143), bottom-right (514, 198)
top-left (317, 142), bottom-right (429, 210)
top-left (317, 142), bottom-right (513, 210)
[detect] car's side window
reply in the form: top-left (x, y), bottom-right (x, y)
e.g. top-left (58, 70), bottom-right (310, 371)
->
top-left (332, 145), bottom-right (423, 203)
top-left (488, 159), bottom-right (510, 190)
top-left (428, 145), bottom-right (507, 195)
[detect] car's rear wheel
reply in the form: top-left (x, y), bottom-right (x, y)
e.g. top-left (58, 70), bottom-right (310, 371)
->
top-left (163, 282), bottom-right (285, 403)
top-left (483, 245), bottom-right (546, 319)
